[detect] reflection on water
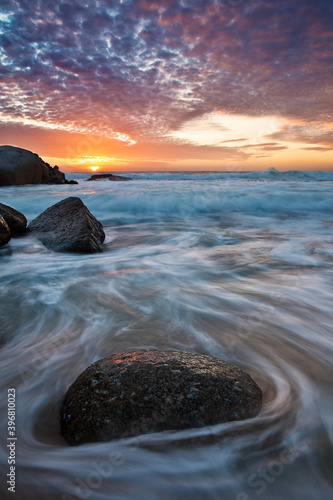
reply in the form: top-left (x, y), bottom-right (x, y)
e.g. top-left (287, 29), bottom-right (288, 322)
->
top-left (0, 177), bottom-right (333, 500)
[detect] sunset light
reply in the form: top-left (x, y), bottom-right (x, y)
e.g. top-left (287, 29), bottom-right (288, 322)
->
top-left (1, 2), bottom-right (332, 500)
top-left (50, 155), bottom-right (122, 172)
top-left (0, 0), bottom-right (331, 172)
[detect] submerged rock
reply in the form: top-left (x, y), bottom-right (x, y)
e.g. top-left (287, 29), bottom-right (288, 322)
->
top-left (0, 203), bottom-right (27, 234)
top-left (29, 197), bottom-right (105, 253)
top-left (0, 146), bottom-right (75, 185)
top-left (0, 214), bottom-right (11, 247)
top-left (86, 173), bottom-right (132, 181)
top-left (60, 350), bottom-right (262, 445)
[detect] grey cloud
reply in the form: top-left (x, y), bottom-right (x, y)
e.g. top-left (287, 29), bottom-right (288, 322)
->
top-left (0, 0), bottom-right (332, 145)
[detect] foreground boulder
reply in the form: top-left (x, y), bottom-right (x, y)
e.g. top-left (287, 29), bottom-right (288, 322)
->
top-left (0, 203), bottom-right (27, 234)
top-left (86, 173), bottom-right (132, 182)
top-left (0, 145), bottom-right (75, 186)
top-left (0, 214), bottom-right (11, 246)
top-left (29, 197), bottom-right (105, 253)
top-left (60, 350), bottom-right (262, 445)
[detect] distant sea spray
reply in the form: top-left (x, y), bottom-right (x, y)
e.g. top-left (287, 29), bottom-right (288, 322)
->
top-left (4, 170), bottom-right (332, 227)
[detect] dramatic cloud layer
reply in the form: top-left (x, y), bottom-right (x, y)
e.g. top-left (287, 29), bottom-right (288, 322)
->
top-left (0, 0), bottom-right (332, 170)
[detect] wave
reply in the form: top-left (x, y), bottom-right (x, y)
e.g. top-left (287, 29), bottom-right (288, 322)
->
top-left (69, 168), bottom-right (333, 182)
top-left (1, 179), bottom-right (332, 226)
top-left (85, 189), bottom-right (333, 224)
top-left (1, 172), bottom-right (333, 500)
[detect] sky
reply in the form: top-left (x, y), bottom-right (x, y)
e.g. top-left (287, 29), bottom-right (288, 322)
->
top-left (0, 0), bottom-right (332, 172)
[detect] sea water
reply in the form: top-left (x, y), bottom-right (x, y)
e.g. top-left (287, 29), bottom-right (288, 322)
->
top-left (0, 170), bottom-right (333, 500)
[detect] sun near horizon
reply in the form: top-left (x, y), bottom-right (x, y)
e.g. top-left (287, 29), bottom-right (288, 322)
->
top-left (0, 1), bottom-right (332, 172)
top-left (1, 111), bottom-right (332, 173)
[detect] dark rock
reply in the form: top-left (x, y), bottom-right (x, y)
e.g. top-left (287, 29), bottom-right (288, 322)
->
top-left (86, 173), bottom-right (132, 182)
top-left (0, 203), bottom-right (27, 234)
top-left (65, 180), bottom-right (79, 185)
top-left (47, 178), bottom-right (63, 185)
top-left (28, 197), bottom-right (105, 253)
top-left (0, 214), bottom-right (11, 247)
top-left (47, 165), bottom-right (66, 184)
top-left (0, 146), bottom-right (76, 186)
top-left (0, 145), bottom-right (50, 185)
top-left (60, 350), bottom-right (262, 445)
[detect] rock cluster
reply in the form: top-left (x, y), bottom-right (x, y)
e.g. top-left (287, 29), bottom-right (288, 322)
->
top-left (60, 350), bottom-right (262, 445)
top-left (86, 173), bottom-right (132, 182)
top-left (0, 204), bottom-right (27, 247)
top-left (0, 203), bottom-right (27, 235)
top-left (0, 145), bottom-right (77, 186)
top-left (28, 197), bottom-right (105, 253)
top-left (0, 198), bottom-right (104, 252)
top-left (0, 214), bottom-right (11, 247)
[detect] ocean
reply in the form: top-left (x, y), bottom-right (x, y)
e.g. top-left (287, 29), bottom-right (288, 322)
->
top-left (1, 169), bottom-right (333, 500)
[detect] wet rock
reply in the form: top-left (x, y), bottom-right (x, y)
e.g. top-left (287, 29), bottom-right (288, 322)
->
top-left (29, 197), bottom-right (105, 253)
top-left (0, 214), bottom-right (11, 247)
top-left (60, 350), bottom-right (262, 445)
top-left (0, 146), bottom-right (75, 185)
top-left (86, 173), bottom-right (132, 181)
top-left (0, 203), bottom-right (27, 234)
top-left (48, 165), bottom-right (66, 184)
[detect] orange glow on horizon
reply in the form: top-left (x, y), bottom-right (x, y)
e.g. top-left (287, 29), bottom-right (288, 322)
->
top-left (3, 119), bottom-right (332, 173)
top-left (55, 154), bottom-right (124, 172)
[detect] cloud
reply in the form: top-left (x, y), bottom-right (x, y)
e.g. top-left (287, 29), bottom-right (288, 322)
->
top-left (239, 143), bottom-right (289, 151)
top-left (268, 123), bottom-right (333, 147)
top-left (168, 112), bottom-right (283, 147)
top-left (302, 146), bottom-right (333, 152)
top-left (0, 112), bottom-right (136, 144)
top-left (0, 0), bottom-right (332, 153)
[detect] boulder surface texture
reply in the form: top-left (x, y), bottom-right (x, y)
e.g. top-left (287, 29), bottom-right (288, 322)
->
top-left (0, 203), bottom-right (27, 234)
top-left (0, 145), bottom-right (69, 185)
top-left (0, 214), bottom-right (11, 247)
top-left (60, 350), bottom-right (262, 445)
top-left (29, 197), bottom-right (105, 253)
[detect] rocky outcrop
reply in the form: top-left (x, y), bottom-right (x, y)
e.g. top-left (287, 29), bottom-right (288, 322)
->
top-left (86, 173), bottom-right (132, 181)
top-left (0, 203), bottom-right (27, 234)
top-left (60, 350), bottom-right (262, 445)
top-left (46, 165), bottom-right (65, 184)
top-left (0, 214), bottom-right (11, 247)
top-left (47, 166), bottom-right (78, 185)
top-left (0, 146), bottom-right (75, 186)
top-left (28, 197), bottom-right (105, 253)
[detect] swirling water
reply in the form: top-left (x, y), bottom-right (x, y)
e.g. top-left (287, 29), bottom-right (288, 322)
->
top-left (0, 171), bottom-right (333, 500)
